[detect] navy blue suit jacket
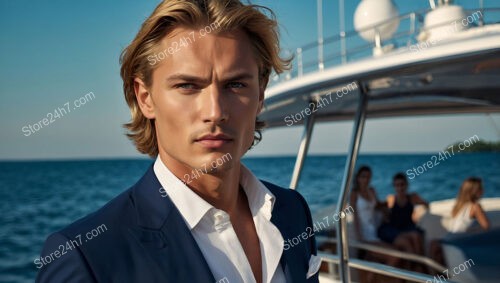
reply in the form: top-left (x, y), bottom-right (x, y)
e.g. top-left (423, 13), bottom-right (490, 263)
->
top-left (36, 165), bottom-right (319, 282)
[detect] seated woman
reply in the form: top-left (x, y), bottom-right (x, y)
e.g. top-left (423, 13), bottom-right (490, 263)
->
top-left (378, 173), bottom-right (428, 256)
top-left (449, 177), bottom-right (490, 233)
top-left (350, 166), bottom-right (403, 283)
top-left (430, 177), bottom-right (490, 265)
top-left (350, 166), bottom-right (384, 243)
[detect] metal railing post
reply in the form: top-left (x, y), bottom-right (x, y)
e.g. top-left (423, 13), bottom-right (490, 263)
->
top-left (317, 0), bottom-right (324, 71)
top-left (479, 0), bottom-right (485, 26)
top-left (339, 0), bottom-right (347, 64)
top-left (336, 83), bottom-right (367, 283)
top-left (289, 101), bottom-right (317, 189)
top-left (340, 32), bottom-right (347, 64)
top-left (429, 0), bottom-right (436, 9)
top-left (375, 29), bottom-right (382, 49)
top-left (297, 48), bottom-right (303, 77)
top-left (410, 12), bottom-right (416, 44)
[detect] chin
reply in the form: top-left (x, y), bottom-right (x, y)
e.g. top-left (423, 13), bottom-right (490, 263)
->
top-left (194, 151), bottom-right (235, 170)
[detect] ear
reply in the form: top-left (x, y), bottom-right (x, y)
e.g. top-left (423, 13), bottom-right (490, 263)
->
top-left (134, 78), bottom-right (156, 119)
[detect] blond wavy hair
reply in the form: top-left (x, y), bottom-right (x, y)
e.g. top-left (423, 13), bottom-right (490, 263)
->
top-left (452, 177), bottom-right (483, 217)
top-left (120, 0), bottom-right (290, 157)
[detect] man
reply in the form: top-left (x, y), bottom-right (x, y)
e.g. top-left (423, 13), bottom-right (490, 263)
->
top-left (36, 0), bottom-right (320, 282)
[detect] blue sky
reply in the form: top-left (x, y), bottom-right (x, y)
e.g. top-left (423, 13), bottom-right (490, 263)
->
top-left (1, 0), bottom-right (499, 160)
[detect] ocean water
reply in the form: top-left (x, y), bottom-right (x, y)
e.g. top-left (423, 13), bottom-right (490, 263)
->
top-left (0, 153), bottom-right (499, 282)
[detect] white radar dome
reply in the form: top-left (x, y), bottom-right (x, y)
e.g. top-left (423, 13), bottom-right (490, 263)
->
top-left (421, 5), bottom-right (467, 42)
top-left (354, 0), bottom-right (400, 42)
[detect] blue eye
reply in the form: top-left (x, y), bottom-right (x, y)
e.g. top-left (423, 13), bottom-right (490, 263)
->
top-left (177, 83), bottom-right (196, 89)
top-left (227, 82), bottom-right (245, 89)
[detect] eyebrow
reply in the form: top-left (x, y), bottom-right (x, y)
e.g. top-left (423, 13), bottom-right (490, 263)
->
top-left (224, 73), bottom-right (255, 82)
top-left (165, 72), bottom-right (255, 84)
top-left (165, 74), bottom-right (207, 84)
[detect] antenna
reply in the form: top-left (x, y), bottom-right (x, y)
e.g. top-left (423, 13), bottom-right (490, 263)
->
top-left (317, 0), bottom-right (324, 71)
top-left (339, 0), bottom-right (346, 64)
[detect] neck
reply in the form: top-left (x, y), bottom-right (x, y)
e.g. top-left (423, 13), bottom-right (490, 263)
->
top-left (159, 152), bottom-right (242, 214)
top-left (188, 166), bottom-right (242, 214)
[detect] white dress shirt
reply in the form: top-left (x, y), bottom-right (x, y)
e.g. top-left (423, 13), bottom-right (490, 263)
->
top-left (153, 156), bottom-right (286, 283)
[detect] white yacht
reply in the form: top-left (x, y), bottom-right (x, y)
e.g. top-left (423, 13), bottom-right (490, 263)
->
top-left (259, 0), bottom-right (500, 282)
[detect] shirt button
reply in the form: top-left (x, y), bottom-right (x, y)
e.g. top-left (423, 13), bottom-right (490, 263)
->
top-left (214, 211), bottom-right (224, 220)
top-left (213, 211), bottom-right (229, 231)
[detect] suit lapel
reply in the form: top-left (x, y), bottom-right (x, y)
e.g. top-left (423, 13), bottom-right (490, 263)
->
top-left (130, 165), bottom-right (215, 281)
top-left (266, 182), bottom-right (305, 283)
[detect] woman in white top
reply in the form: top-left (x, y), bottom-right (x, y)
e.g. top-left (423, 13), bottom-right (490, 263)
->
top-left (449, 177), bottom-right (490, 233)
top-left (350, 166), bottom-right (383, 242)
top-left (350, 166), bottom-right (402, 283)
top-left (431, 177), bottom-right (490, 265)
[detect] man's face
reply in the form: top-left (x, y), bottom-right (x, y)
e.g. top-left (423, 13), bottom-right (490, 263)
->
top-left (135, 27), bottom-right (264, 173)
top-left (393, 179), bottom-right (407, 195)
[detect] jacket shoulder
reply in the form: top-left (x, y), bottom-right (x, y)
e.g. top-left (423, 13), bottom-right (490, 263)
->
top-left (59, 187), bottom-right (135, 239)
top-left (36, 187), bottom-right (136, 282)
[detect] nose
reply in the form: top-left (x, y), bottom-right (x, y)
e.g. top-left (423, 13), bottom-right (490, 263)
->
top-left (200, 85), bottom-right (228, 124)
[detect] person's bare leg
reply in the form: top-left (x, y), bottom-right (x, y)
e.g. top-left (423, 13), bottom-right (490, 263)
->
top-left (429, 240), bottom-right (445, 267)
top-left (399, 232), bottom-right (427, 273)
top-left (393, 235), bottom-right (414, 253)
top-left (409, 232), bottom-right (424, 255)
top-left (393, 236), bottom-right (414, 271)
top-left (361, 251), bottom-right (375, 283)
top-left (367, 242), bottom-right (405, 283)
top-left (407, 232), bottom-right (426, 273)
top-left (374, 242), bottom-right (400, 267)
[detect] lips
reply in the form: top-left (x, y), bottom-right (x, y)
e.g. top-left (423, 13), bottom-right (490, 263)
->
top-left (195, 133), bottom-right (233, 148)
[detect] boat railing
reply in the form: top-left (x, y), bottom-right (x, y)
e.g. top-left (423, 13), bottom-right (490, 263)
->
top-left (317, 235), bottom-right (447, 273)
top-left (319, 252), bottom-right (456, 283)
top-left (271, 5), bottom-right (500, 86)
